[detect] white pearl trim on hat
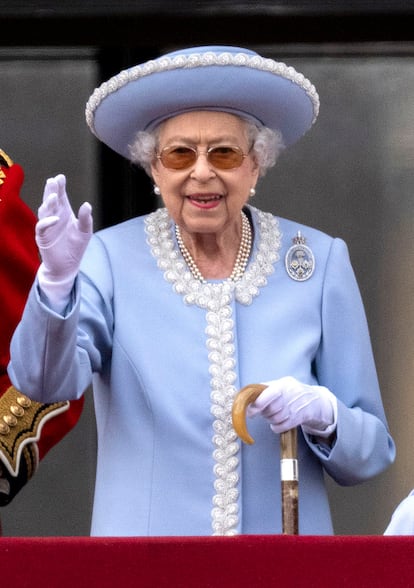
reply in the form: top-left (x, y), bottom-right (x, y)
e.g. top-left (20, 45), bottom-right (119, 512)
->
top-left (85, 50), bottom-right (320, 136)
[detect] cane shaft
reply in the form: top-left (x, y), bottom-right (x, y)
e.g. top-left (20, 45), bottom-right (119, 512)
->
top-left (280, 428), bottom-right (298, 535)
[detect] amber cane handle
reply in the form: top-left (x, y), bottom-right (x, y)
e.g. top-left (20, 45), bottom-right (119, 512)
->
top-left (232, 384), bottom-right (267, 444)
top-left (232, 383), bottom-right (299, 535)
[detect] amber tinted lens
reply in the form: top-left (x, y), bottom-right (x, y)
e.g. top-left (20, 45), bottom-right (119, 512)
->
top-left (160, 147), bottom-right (197, 169)
top-left (208, 146), bottom-right (245, 169)
top-left (159, 146), bottom-right (246, 170)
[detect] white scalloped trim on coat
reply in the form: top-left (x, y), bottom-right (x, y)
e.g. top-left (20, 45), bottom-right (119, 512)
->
top-left (145, 205), bottom-right (281, 535)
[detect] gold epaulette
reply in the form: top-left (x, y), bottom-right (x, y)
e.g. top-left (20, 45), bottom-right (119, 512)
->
top-left (0, 149), bottom-right (13, 186)
top-left (0, 386), bottom-right (69, 477)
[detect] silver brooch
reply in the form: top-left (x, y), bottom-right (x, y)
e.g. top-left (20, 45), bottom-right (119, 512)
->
top-left (285, 231), bottom-right (315, 281)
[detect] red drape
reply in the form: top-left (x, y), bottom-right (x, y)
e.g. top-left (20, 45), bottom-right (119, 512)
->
top-left (0, 535), bottom-right (413, 587)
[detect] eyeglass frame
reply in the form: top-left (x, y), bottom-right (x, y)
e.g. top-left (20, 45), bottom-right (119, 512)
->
top-left (155, 144), bottom-right (251, 170)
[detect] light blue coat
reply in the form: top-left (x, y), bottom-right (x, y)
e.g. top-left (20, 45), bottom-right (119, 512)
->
top-left (9, 206), bottom-right (395, 536)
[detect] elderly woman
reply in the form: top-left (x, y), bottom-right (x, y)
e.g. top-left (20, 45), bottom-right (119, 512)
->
top-left (8, 45), bottom-right (395, 536)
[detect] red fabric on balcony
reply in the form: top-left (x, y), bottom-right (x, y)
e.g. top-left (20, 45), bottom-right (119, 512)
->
top-left (0, 535), bottom-right (413, 587)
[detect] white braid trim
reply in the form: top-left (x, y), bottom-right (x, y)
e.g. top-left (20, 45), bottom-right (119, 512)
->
top-left (145, 205), bottom-right (282, 535)
top-left (85, 50), bottom-right (319, 135)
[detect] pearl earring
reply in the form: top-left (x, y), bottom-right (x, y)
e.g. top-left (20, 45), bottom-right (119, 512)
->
top-left (154, 185), bottom-right (161, 196)
top-left (249, 188), bottom-right (256, 197)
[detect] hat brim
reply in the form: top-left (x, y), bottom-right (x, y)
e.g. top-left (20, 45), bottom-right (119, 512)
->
top-left (86, 47), bottom-right (319, 160)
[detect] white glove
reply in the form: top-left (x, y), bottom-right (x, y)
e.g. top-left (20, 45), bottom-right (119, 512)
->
top-left (384, 490), bottom-right (414, 535)
top-left (36, 174), bottom-right (93, 310)
top-left (246, 376), bottom-right (337, 438)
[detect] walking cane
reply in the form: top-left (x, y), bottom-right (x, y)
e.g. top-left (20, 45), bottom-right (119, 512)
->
top-left (232, 383), bottom-right (299, 535)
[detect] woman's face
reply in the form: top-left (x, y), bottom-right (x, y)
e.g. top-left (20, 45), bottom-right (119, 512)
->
top-left (151, 111), bottom-right (260, 236)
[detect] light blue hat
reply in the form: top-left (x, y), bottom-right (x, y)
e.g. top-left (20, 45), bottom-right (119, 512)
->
top-left (85, 45), bottom-right (319, 160)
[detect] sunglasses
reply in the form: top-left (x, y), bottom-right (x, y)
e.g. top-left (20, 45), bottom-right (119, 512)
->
top-left (156, 145), bottom-right (249, 170)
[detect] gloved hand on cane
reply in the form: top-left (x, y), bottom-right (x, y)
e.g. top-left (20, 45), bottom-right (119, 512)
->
top-left (246, 376), bottom-right (338, 438)
top-left (36, 174), bottom-right (93, 312)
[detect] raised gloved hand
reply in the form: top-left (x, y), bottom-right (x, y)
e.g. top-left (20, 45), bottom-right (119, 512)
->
top-left (36, 174), bottom-right (93, 310)
top-left (246, 376), bottom-right (337, 438)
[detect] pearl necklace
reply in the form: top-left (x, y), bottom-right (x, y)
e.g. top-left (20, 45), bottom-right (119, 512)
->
top-left (175, 211), bottom-right (252, 283)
